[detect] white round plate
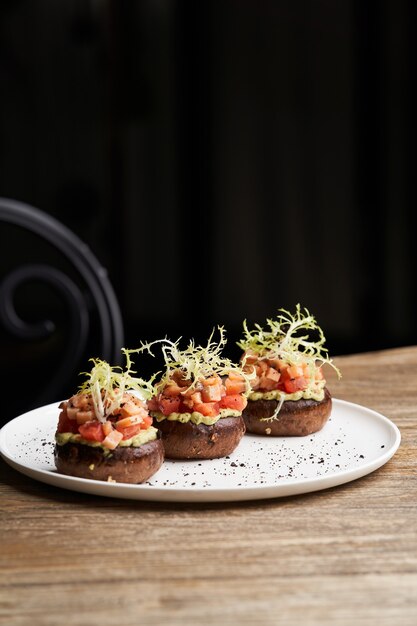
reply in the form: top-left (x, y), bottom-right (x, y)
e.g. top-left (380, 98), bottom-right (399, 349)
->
top-left (0, 399), bottom-right (400, 503)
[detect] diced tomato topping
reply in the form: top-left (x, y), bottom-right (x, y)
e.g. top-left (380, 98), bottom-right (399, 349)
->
top-left (257, 366), bottom-right (281, 391)
top-left (164, 383), bottom-right (184, 397)
top-left (265, 367), bottom-right (280, 382)
top-left (283, 376), bottom-right (308, 394)
top-left (283, 379), bottom-right (296, 394)
top-left (147, 397), bottom-right (160, 412)
top-left (119, 400), bottom-right (146, 418)
top-left (78, 421), bottom-right (105, 442)
top-left (66, 405), bottom-right (79, 420)
top-left (150, 373), bottom-right (248, 417)
top-left (227, 371), bottom-right (244, 381)
top-left (258, 378), bottom-right (276, 391)
top-left (199, 375), bottom-right (223, 402)
top-left (286, 365), bottom-right (304, 379)
top-left (243, 350), bottom-right (258, 365)
top-left (177, 399), bottom-right (192, 413)
top-left (159, 396), bottom-right (182, 416)
top-left (76, 410), bottom-right (95, 425)
top-left (58, 390), bottom-right (154, 449)
top-left (193, 402), bottom-right (220, 417)
top-left (141, 415), bottom-right (153, 429)
top-left (102, 421), bottom-right (113, 436)
top-left (57, 409), bottom-right (79, 434)
top-left (190, 391), bottom-right (203, 404)
top-left (219, 394), bottom-right (247, 411)
top-left (257, 360), bottom-right (268, 374)
top-left (119, 424), bottom-right (143, 440)
top-left (102, 429), bottom-right (123, 450)
top-left (117, 414), bottom-right (152, 440)
top-left (243, 354), bottom-right (325, 395)
top-left (201, 384), bottom-right (223, 403)
top-left (225, 377), bottom-right (247, 395)
top-left (115, 415), bottom-right (143, 430)
top-left (181, 397), bottom-right (194, 410)
top-left (202, 376), bottom-right (220, 386)
top-left (279, 367), bottom-right (291, 381)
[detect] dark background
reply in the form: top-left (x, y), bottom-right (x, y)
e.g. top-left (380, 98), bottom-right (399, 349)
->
top-left (1, 0), bottom-right (416, 418)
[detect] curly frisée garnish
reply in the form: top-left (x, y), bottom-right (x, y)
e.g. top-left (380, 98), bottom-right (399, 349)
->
top-left (237, 305), bottom-right (341, 422)
top-left (237, 305), bottom-right (340, 376)
top-left (136, 326), bottom-right (255, 396)
top-left (79, 349), bottom-right (156, 423)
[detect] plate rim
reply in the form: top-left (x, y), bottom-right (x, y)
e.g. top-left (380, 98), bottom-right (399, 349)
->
top-left (0, 398), bottom-right (401, 503)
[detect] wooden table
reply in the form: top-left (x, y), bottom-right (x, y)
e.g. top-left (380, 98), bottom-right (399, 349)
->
top-left (1, 346), bottom-right (416, 625)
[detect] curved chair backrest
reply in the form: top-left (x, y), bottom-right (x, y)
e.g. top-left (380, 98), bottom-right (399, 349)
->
top-left (0, 197), bottom-right (124, 421)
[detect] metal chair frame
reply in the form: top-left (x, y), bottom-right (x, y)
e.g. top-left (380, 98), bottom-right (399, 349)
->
top-left (0, 197), bottom-right (124, 408)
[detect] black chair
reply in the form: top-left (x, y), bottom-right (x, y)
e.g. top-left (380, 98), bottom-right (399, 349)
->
top-left (0, 197), bottom-right (124, 423)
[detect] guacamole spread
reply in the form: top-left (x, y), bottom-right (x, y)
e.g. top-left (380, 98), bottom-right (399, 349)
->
top-left (55, 425), bottom-right (158, 450)
top-left (150, 408), bottom-right (241, 426)
top-left (249, 381), bottom-right (325, 403)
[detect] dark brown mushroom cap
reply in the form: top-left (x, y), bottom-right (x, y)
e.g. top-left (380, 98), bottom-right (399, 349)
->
top-left (243, 387), bottom-right (332, 436)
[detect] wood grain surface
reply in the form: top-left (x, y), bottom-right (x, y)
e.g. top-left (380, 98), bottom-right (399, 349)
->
top-left (1, 346), bottom-right (416, 626)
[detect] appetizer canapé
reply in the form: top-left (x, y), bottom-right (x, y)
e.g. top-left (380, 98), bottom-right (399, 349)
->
top-left (146, 327), bottom-right (252, 459)
top-left (54, 351), bottom-right (164, 483)
top-left (238, 305), bottom-right (341, 436)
